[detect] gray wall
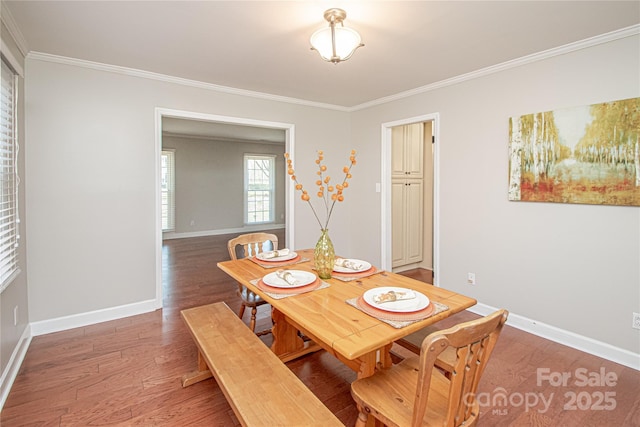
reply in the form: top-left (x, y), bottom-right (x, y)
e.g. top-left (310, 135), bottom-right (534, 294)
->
top-left (24, 58), bottom-right (349, 325)
top-left (349, 34), bottom-right (639, 355)
top-left (162, 135), bottom-right (285, 236)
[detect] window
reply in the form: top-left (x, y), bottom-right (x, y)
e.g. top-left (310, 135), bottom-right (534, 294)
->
top-left (161, 149), bottom-right (175, 231)
top-left (0, 57), bottom-right (20, 291)
top-left (245, 154), bottom-right (275, 224)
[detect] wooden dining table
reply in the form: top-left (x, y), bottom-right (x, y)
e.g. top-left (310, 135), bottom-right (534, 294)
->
top-left (217, 249), bottom-right (477, 379)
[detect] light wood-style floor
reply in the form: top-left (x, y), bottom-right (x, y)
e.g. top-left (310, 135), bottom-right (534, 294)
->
top-left (2, 231), bottom-right (639, 426)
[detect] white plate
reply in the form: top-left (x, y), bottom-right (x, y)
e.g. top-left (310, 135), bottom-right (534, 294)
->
top-left (333, 259), bottom-right (372, 273)
top-left (262, 270), bottom-right (317, 288)
top-left (363, 287), bottom-right (430, 313)
top-left (256, 251), bottom-right (298, 262)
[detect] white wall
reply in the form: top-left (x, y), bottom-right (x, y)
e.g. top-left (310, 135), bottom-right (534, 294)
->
top-left (25, 59), bottom-right (350, 323)
top-left (349, 34), bottom-right (640, 357)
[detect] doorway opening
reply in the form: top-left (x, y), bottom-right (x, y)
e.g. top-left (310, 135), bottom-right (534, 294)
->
top-left (381, 113), bottom-right (439, 285)
top-left (154, 108), bottom-right (296, 308)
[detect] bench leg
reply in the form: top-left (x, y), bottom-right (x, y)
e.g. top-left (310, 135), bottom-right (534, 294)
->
top-left (182, 350), bottom-right (213, 387)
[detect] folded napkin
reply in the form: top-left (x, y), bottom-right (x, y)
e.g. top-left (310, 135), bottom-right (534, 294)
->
top-left (275, 269), bottom-right (300, 286)
top-left (252, 278), bottom-right (331, 300)
top-left (372, 290), bottom-right (416, 304)
top-left (261, 248), bottom-right (290, 259)
top-left (334, 258), bottom-right (365, 271)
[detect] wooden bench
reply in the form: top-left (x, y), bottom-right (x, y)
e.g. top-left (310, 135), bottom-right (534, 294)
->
top-left (181, 302), bottom-right (343, 426)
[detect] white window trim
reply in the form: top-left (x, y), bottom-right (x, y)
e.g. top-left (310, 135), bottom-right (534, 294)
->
top-left (244, 154), bottom-right (276, 225)
top-left (161, 149), bottom-right (176, 232)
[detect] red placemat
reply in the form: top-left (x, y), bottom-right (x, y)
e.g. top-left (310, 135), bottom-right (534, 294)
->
top-left (249, 254), bottom-right (303, 268)
top-left (331, 266), bottom-right (380, 280)
top-left (355, 296), bottom-right (435, 321)
top-left (257, 278), bottom-right (322, 295)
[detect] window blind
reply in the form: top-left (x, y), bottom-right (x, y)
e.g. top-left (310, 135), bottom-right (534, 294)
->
top-left (0, 57), bottom-right (20, 291)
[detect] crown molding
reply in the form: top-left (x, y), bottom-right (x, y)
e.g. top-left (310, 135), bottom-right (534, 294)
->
top-left (23, 23), bottom-right (640, 112)
top-left (1, 2), bottom-right (29, 57)
top-left (351, 24), bottom-right (640, 111)
top-left (27, 51), bottom-right (351, 112)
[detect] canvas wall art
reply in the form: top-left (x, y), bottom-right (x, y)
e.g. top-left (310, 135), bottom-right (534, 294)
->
top-left (508, 97), bottom-right (639, 206)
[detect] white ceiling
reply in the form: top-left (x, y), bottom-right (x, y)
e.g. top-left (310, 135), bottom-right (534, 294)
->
top-left (5, 1), bottom-right (640, 108)
top-left (3, 1), bottom-right (639, 140)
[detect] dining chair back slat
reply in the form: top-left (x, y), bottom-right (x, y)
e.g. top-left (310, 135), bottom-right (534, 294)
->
top-left (228, 232), bottom-right (278, 260)
top-left (226, 232), bottom-right (278, 336)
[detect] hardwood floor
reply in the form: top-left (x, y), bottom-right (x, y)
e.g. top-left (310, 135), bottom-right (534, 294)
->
top-left (2, 232), bottom-right (639, 426)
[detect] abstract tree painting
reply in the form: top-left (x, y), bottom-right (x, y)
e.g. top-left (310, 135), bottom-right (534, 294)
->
top-left (509, 97), bottom-right (640, 206)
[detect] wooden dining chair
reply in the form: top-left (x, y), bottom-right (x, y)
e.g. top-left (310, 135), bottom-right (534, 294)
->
top-left (351, 309), bottom-right (509, 427)
top-left (395, 325), bottom-right (456, 374)
top-left (227, 232), bottom-right (278, 336)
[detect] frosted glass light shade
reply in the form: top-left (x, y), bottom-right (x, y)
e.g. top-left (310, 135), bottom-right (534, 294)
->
top-left (310, 26), bottom-right (362, 62)
top-left (310, 8), bottom-right (363, 64)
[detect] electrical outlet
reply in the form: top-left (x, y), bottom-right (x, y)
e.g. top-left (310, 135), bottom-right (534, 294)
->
top-left (467, 272), bottom-right (476, 285)
top-left (633, 312), bottom-right (640, 330)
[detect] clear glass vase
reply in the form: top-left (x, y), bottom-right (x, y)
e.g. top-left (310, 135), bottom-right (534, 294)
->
top-left (314, 229), bottom-right (335, 280)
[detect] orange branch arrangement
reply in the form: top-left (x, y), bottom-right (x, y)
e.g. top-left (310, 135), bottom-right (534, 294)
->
top-left (284, 150), bottom-right (357, 230)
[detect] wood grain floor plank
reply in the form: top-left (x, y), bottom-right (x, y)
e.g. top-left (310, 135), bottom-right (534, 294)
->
top-left (128, 388), bottom-right (232, 426)
top-left (2, 230), bottom-right (638, 427)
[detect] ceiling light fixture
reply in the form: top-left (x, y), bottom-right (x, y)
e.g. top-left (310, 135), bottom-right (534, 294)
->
top-left (310, 8), bottom-right (364, 64)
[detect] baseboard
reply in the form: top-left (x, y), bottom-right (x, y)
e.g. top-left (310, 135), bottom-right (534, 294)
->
top-left (468, 303), bottom-right (640, 371)
top-left (30, 299), bottom-right (158, 336)
top-left (1, 299), bottom-right (157, 411)
top-left (163, 224), bottom-right (285, 240)
top-left (392, 263), bottom-right (429, 273)
top-left (0, 324), bottom-right (32, 410)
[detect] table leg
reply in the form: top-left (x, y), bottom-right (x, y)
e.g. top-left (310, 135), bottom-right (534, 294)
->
top-left (352, 343), bottom-right (394, 379)
top-left (355, 351), bottom-right (377, 379)
top-left (270, 308), bottom-right (323, 362)
top-left (270, 308), bottom-right (305, 355)
top-left (378, 343), bottom-right (393, 369)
